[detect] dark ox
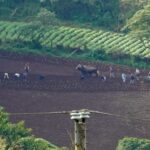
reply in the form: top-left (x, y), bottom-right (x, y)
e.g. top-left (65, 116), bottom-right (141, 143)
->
top-left (37, 74), bottom-right (45, 80)
top-left (76, 64), bottom-right (99, 79)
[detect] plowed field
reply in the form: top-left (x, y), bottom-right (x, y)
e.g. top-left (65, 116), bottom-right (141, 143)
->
top-left (0, 51), bottom-right (150, 150)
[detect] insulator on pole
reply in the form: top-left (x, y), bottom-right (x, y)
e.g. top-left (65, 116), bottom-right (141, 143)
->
top-left (70, 109), bottom-right (90, 150)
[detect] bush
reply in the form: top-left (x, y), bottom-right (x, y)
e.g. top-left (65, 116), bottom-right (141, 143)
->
top-left (0, 107), bottom-right (30, 147)
top-left (0, 137), bottom-right (7, 150)
top-left (116, 137), bottom-right (150, 150)
top-left (9, 137), bottom-right (59, 150)
top-left (36, 8), bottom-right (60, 26)
top-left (0, 106), bottom-right (63, 150)
top-left (0, 107), bottom-right (31, 147)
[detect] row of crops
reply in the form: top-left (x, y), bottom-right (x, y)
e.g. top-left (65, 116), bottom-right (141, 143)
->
top-left (0, 21), bottom-right (150, 58)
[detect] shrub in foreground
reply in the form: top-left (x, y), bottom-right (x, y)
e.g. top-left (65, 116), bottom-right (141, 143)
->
top-left (0, 107), bottom-right (65, 150)
top-left (116, 137), bottom-right (150, 150)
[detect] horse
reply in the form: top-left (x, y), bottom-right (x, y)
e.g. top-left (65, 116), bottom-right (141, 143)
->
top-left (76, 64), bottom-right (99, 79)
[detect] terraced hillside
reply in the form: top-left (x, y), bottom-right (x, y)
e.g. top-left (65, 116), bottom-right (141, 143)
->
top-left (0, 21), bottom-right (150, 59)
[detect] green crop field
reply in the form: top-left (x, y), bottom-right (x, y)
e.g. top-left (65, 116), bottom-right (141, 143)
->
top-left (0, 21), bottom-right (150, 59)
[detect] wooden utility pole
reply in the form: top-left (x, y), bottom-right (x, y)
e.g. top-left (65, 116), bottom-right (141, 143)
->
top-left (70, 110), bottom-right (90, 150)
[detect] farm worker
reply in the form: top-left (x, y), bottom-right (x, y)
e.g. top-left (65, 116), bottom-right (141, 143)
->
top-left (121, 73), bottom-right (127, 83)
top-left (24, 63), bottom-right (30, 73)
top-left (130, 73), bottom-right (135, 84)
top-left (147, 71), bottom-right (150, 80)
top-left (109, 66), bottom-right (115, 78)
top-left (135, 68), bottom-right (140, 80)
top-left (22, 72), bottom-right (28, 81)
top-left (4, 73), bottom-right (9, 79)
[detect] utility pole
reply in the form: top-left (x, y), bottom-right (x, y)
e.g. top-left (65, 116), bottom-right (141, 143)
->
top-left (70, 109), bottom-right (90, 150)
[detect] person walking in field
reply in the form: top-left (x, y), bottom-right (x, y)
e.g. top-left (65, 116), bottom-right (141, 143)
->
top-left (130, 73), bottom-right (135, 84)
top-left (109, 66), bottom-right (115, 78)
top-left (4, 73), bottom-right (9, 80)
top-left (22, 72), bottom-right (28, 81)
top-left (24, 63), bottom-right (30, 73)
top-left (146, 71), bottom-right (150, 81)
top-left (121, 73), bottom-right (127, 83)
top-left (148, 71), bottom-right (150, 79)
top-left (135, 68), bottom-right (140, 80)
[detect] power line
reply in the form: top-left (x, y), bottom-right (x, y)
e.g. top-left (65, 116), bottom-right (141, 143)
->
top-left (89, 110), bottom-right (150, 122)
top-left (9, 111), bottom-right (70, 116)
top-left (9, 109), bottom-right (150, 122)
top-left (9, 109), bottom-right (150, 150)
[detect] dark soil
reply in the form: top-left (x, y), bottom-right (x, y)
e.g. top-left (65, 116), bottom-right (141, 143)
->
top-left (0, 51), bottom-right (150, 150)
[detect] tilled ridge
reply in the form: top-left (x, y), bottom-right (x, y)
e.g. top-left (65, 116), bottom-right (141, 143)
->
top-left (0, 74), bottom-right (149, 92)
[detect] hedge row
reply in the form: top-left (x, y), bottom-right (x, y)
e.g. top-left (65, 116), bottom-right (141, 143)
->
top-left (0, 21), bottom-right (149, 58)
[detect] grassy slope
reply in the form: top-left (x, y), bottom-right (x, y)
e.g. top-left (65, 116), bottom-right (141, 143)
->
top-left (0, 21), bottom-right (150, 69)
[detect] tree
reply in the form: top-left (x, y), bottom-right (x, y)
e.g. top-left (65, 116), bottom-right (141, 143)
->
top-left (9, 137), bottom-right (67, 150)
top-left (122, 5), bottom-right (150, 38)
top-left (36, 8), bottom-right (60, 25)
top-left (0, 107), bottom-right (31, 148)
top-left (47, 0), bottom-right (119, 29)
top-left (0, 107), bottom-right (63, 150)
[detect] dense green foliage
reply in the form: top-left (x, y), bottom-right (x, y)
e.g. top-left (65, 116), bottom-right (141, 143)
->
top-left (0, 137), bottom-right (6, 150)
top-left (116, 137), bottom-right (150, 150)
top-left (119, 0), bottom-right (149, 23)
top-left (9, 137), bottom-right (60, 150)
top-left (0, 0), bottom-right (41, 21)
top-left (122, 4), bottom-right (150, 38)
top-left (0, 107), bottom-right (31, 148)
top-left (46, 0), bottom-right (120, 29)
top-left (0, 106), bottom-right (65, 150)
top-left (0, 0), bottom-right (119, 30)
top-left (36, 8), bottom-right (60, 26)
top-left (0, 0), bottom-right (149, 31)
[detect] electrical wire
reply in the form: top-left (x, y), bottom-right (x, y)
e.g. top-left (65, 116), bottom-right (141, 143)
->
top-left (89, 110), bottom-right (150, 122)
top-left (8, 109), bottom-right (150, 122)
top-left (9, 111), bottom-right (70, 116)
